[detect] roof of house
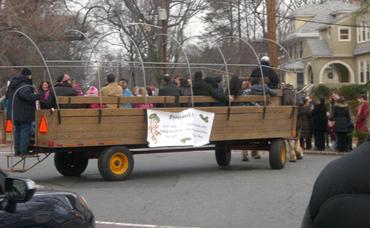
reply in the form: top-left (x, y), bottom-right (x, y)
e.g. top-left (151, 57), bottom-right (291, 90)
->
top-left (354, 42), bottom-right (370, 56)
top-left (284, 61), bottom-right (304, 71)
top-left (285, 1), bottom-right (359, 41)
top-left (306, 39), bottom-right (332, 57)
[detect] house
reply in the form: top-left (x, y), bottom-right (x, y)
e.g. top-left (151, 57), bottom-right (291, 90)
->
top-left (282, 0), bottom-right (370, 89)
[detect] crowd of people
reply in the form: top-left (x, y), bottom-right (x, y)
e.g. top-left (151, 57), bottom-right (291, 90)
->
top-left (298, 92), bottom-right (369, 153)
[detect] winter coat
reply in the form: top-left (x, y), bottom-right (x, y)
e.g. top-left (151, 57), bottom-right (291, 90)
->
top-left (158, 83), bottom-right (181, 107)
top-left (333, 103), bottom-right (351, 133)
top-left (312, 103), bottom-right (327, 132)
top-left (100, 82), bottom-right (123, 109)
top-left (48, 82), bottom-right (78, 109)
top-left (158, 83), bottom-right (181, 96)
top-left (299, 105), bottom-right (312, 138)
top-left (305, 139), bottom-right (370, 227)
top-left (250, 84), bottom-right (277, 97)
top-left (39, 89), bottom-right (52, 109)
top-left (192, 78), bottom-right (228, 106)
top-left (228, 76), bottom-right (242, 98)
top-left (6, 74), bottom-right (38, 122)
top-left (250, 61), bottom-right (280, 89)
top-left (355, 101), bottom-right (369, 133)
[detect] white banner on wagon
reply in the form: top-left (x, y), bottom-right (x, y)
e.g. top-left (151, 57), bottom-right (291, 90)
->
top-left (147, 108), bottom-right (215, 147)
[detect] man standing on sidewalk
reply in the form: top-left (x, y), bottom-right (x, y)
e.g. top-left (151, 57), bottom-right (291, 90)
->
top-left (6, 68), bottom-right (40, 155)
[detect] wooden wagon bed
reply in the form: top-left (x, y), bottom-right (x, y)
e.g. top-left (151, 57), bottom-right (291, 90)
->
top-left (1, 92), bottom-right (297, 180)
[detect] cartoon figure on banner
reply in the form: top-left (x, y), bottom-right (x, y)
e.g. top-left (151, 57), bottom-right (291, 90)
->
top-left (148, 113), bottom-right (161, 144)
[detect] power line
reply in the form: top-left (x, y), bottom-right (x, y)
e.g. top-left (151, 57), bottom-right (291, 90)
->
top-left (257, 12), bottom-right (370, 28)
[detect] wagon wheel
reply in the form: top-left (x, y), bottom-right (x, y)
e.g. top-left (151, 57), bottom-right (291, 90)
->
top-left (269, 139), bottom-right (286, 169)
top-left (215, 144), bottom-right (231, 167)
top-left (98, 146), bottom-right (134, 181)
top-left (54, 152), bottom-right (88, 177)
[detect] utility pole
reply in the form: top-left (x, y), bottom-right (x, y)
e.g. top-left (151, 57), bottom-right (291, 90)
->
top-left (266, 0), bottom-right (278, 67)
top-left (158, 0), bottom-right (168, 76)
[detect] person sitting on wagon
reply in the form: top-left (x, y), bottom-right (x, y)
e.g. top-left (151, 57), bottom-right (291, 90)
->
top-left (119, 78), bottom-right (132, 108)
top-left (250, 56), bottom-right (280, 89)
top-left (49, 73), bottom-right (78, 109)
top-left (38, 80), bottom-right (52, 109)
top-left (85, 86), bottom-right (106, 109)
top-left (158, 75), bottom-right (181, 107)
top-left (192, 71), bottom-right (229, 107)
top-left (132, 87), bottom-right (154, 109)
top-left (100, 73), bottom-right (122, 109)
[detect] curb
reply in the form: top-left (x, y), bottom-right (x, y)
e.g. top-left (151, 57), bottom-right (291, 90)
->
top-left (303, 150), bottom-right (346, 156)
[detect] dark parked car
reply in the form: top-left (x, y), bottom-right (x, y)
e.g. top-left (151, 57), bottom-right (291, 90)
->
top-left (0, 170), bottom-right (95, 228)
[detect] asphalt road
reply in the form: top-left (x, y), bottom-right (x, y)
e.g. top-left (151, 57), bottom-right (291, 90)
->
top-left (0, 150), bottom-right (337, 228)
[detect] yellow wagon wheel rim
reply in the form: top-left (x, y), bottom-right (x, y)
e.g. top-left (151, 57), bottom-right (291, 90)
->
top-left (281, 143), bottom-right (287, 163)
top-left (109, 152), bottom-right (129, 175)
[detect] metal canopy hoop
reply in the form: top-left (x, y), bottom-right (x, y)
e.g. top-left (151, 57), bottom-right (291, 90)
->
top-left (60, 29), bottom-right (103, 109)
top-left (154, 33), bottom-right (194, 107)
top-left (0, 30), bottom-right (60, 109)
top-left (209, 39), bottom-right (231, 107)
top-left (93, 31), bottom-right (148, 105)
top-left (213, 36), bottom-right (267, 107)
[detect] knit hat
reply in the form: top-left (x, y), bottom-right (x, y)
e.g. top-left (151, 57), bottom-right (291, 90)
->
top-left (21, 68), bottom-right (32, 76)
top-left (86, 86), bottom-right (98, 96)
top-left (261, 56), bottom-right (270, 63)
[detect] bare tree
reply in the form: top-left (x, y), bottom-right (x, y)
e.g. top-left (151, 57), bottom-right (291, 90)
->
top-left (76, 0), bottom-right (207, 85)
top-left (0, 0), bottom-right (93, 87)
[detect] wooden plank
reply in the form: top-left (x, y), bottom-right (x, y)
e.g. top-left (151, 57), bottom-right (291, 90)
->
top-left (0, 112), bottom-right (5, 144)
top-left (58, 96), bottom-right (176, 105)
top-left (56, 95), bottom-right (284, 105)
top-left (55, 106), bottom-right (295, 117)
top-left (179, 96), bottom-right (273, 103)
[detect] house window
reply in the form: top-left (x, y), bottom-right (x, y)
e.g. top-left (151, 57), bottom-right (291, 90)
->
top-left (367, 61), bottom-right (370, 82)
top-left (296, 42), bottom-right (302, 59)
top-left (360, 60), bottom-right (365, 83)
top-left (339, 27), bottom-right (351, 41)
top-left (358, 21), bottom-right (370, 43)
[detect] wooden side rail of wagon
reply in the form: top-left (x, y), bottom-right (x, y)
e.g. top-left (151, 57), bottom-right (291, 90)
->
top-left (56, 93), bottom-right (282, 107)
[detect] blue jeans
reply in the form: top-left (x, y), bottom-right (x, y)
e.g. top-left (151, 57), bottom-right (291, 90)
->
top-left (14, 121), bottom-right (32, 154)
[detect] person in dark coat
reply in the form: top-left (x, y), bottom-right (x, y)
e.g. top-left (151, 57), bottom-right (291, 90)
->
top-left (250, 56), bottom-right (280, 89)
top-left (299, 98), bottom-right (313, 150)
top-left (5, 68), bottom-right (40, 155)
top-left (332, 97), bottom-right (351, 152)
top-left (192, 71), bottom-right (228, 106)
top-left (179, 78), bottom-right (192, 96)
top-left (158, 75), bottom-right (181, 107)
top-left (48, 74), bottom-right (78, 109)
top-left (228, 75), bottom-right (242, 101)
top-left (311, 98), bottom-right (327, 151)
top-left (205, 76), bottom-right (225, 106)
top-left (301, 136), bottom-right (370, 228)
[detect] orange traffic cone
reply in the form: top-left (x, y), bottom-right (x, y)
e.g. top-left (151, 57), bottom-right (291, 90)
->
top-left (5, 120), bottom-right (13, 133)
top-left (39, 115), bottom-right (48, 134)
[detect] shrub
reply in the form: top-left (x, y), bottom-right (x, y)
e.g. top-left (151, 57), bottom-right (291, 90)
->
top-left (311, 85), bottom-right (331, 99)
top-left (339, 85), bottom-right (367, 101)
